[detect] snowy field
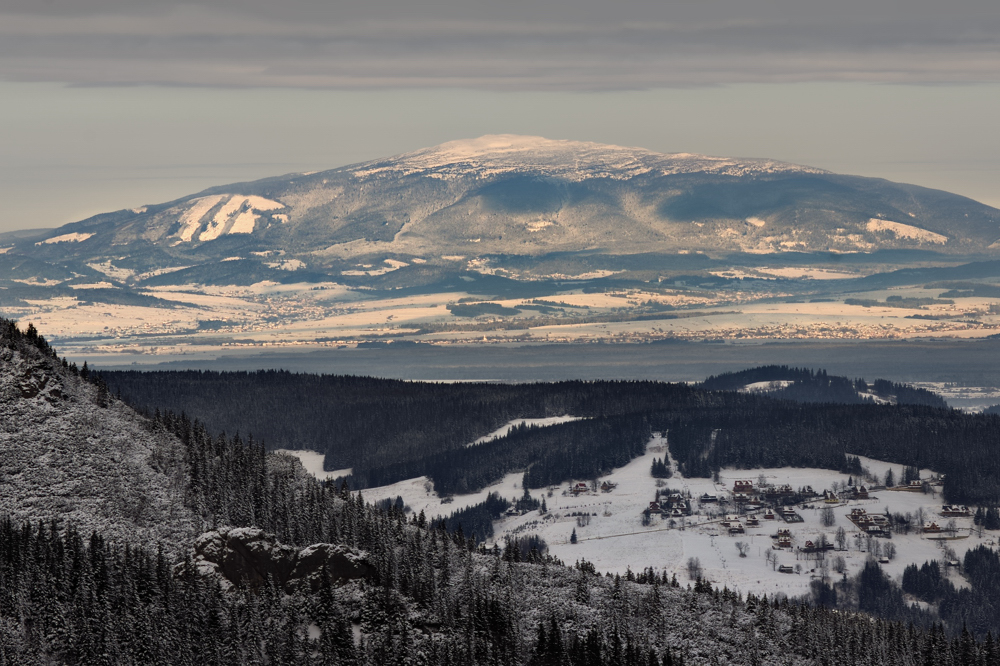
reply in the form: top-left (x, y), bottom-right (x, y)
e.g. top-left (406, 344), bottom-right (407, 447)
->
top-left (274, 450), bottom-right (351, 480)
top-left (291, 432), bottom-right (991, 599)
top-left (469, 416), bottom-right (583, 446)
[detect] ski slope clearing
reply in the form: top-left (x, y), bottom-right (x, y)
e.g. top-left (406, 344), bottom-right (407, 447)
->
top-left (35, 232), bottom-right (94, 245)
top-left (360, 435), bottom-right (988, 600)
top-left (867, 218), bottom-right (948, 244)
top-left (740, 380), bottom-right (794, 392)
top-left (469, 415), bottom-right (583, 446)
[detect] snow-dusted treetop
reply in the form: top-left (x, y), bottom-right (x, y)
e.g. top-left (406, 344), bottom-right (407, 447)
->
top-left (351, 134), bottom-right (827, 181)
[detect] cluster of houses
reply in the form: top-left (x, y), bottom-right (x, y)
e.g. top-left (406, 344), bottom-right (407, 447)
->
top-left (893, 480), bottom-right (929, 492)
top-left (720, 515), bottom-right (745, 535)
top-left (646, 491), bottom-right (692, 518)
top-left (800, 538), bottom-right (835, 553)
top-left (729, 480), bottom-right (826, 506)
top-left (940, 505), bottom-right (971, 517)
top-left (821, 485), bottom-right (870, 503)
top-left (922, 521), bottom-right (962, 535)
top-left (732, 480), bottom-right (804, 504)
top-left (571, 481), bottom-right (618, 495)
top-left (847, 508), bottom-right (891, 537)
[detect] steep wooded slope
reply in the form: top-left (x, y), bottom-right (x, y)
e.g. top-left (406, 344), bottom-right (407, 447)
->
top-left (0, 320), bottom-right (198, 549)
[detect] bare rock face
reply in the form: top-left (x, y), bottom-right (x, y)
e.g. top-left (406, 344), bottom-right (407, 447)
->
top-left (0, 348), bottom-right (64, 403)
top-left (185, 527), bottom-right (373, 593)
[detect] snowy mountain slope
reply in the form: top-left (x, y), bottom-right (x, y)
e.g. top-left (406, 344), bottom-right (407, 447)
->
top-left (0, 321), bottom-right (199, 549)
top-left (6, 135), bottom-right (1000, 296)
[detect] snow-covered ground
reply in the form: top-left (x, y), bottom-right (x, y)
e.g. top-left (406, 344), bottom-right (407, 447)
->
top-left (740, 380), bottom-right (794, 392)
top-left (36, 232), bottom-right (94, 244)
top-left (349, 434), bottom-right (990, 599)
top-left (866, 218), bottom-right (948, 245)
top-left (274, 449), bottom-right (351, 480)
top-left (469, 415), bottom-right (583, 446)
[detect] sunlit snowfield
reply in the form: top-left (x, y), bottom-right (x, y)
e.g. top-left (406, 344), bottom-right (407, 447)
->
top-left (12, 276), bottom-right (1000, 364)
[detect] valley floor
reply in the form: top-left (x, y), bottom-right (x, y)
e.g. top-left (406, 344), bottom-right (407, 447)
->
top-left (9, 272), bottom-right (1000, 364)
top-left (290, 429), bottom-right (985, 600)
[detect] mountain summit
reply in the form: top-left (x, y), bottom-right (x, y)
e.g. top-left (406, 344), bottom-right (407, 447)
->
top-left (7, 135), bottom-right (1000, 290)
top-left (350, 135), bottom-right (825, 181)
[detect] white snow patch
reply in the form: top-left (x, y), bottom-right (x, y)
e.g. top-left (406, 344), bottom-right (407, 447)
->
top-left (265, 259), bottom-right (306, 271)
top-left (745, 217), bottom-right (766, 227)
top-left (86, 261), bottom-right (134, 281)
top-left (866, 219), bottom-right (947, 244)
top-left (243, 195), bottom-right (285, 211)
top-left (177, 195), bottom-right (227, 242)
top-left (740, 380), bottom-right (794, 393)
top-left (199, 195), bottom-right (285, 241)
top-left (849, 455), bottom-right (936, 482)
top-left (469, 416), bottom-right (583, 447)
top-left (273, 449), bottom-right (351, 481)
top-left (0, 246), bottom-right (14, 254)
top-left (133, 265), bottom-right (190, 281)
top-left (12, 278), bottom-right (63, 286)
top-left (68, 281), bottom-right (116, 289)
top-left (37, 232), bottom-right (94, 245)
top-left (228, 209), bottom-right (259, 234)
top-left (341, 259), bottom-right (409, 276)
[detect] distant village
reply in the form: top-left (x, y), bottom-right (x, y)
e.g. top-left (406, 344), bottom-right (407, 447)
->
top-left (558, 465), bottom-right (973, 569)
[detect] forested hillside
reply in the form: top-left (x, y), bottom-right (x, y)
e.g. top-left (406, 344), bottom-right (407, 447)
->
top-left (5, 320), bottom-right (1000, 662)
top-left (698, 366), bottom-right (947, 407)
top-left (100, 370), bottom-right (698, 470)
top-left (1, 402), bottom-right (995, 665)
top-left (0, 320), bottom-right (198, 549)
top-left (102, 368), bottom-right (1000, 505)
top-left (659, 402), bottom-right (1000, 504)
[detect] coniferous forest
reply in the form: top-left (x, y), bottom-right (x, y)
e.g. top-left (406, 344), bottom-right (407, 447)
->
top-left (7, 318), bottom-right (1000, 663)
top-left (103, 368), bottom-right (1000, 504)
top-left (2, 406), bottom-right (999, 665)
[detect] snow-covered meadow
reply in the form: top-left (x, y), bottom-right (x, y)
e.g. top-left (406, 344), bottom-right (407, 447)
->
top-left (288, 421), bottom-right (990, 599)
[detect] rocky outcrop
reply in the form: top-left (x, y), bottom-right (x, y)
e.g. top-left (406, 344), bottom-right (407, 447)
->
top-left (184, 527), bottom-right (373, 593)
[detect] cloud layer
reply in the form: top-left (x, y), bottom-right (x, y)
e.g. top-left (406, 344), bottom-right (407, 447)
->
top-left (1, 0), bottom-right (998, 89)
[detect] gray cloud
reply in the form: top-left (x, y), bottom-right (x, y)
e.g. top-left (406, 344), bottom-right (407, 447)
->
top-left (0, 0), bottom-right (998, 89)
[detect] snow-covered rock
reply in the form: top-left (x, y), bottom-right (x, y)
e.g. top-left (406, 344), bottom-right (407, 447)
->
top-left (184, 527), bottom-right (373, 592)
top-left (0, 321), bottom-right (199, 551)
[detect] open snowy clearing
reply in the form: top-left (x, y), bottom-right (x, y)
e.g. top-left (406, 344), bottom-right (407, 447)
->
top-left (332, 434), bottom-right (993, 600)
top-left (469, 416), bottom-right (583, 446)
top-left (274, 449), bottom-right (351, 480)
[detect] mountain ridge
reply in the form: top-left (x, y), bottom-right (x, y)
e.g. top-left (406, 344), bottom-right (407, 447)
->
top-left (12, 135), bottom-right (999, 280)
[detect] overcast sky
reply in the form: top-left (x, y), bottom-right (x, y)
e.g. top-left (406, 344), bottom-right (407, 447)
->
top-left (1, 0), bottom-right (998, 231)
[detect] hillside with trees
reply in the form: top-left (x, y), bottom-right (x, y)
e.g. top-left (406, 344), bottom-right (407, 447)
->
top-left (6, 320), bottom-right (1000, 661)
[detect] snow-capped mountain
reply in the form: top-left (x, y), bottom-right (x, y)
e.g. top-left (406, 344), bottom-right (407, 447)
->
top-left (4, 135), bottom-right (1000, 292)
top-left (350, 135), bottom-right (826, 181)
